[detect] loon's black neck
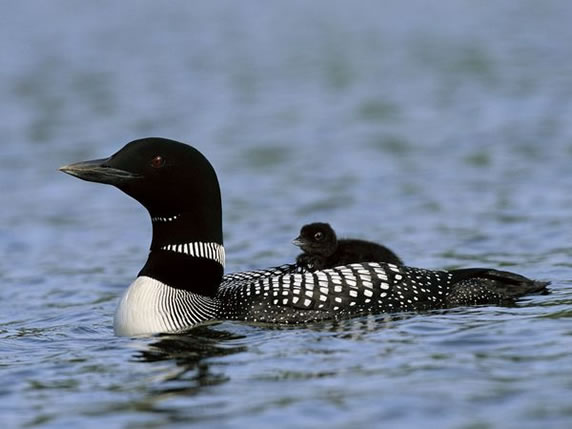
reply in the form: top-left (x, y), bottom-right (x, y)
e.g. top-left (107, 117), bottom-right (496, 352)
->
top-left (138, 210), bottom-right (224, 297)
top-left (148, 208), bottom-right (222, 250)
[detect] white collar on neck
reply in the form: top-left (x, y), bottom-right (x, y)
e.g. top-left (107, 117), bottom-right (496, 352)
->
top-left (160, 241), bottom-right (225, 267)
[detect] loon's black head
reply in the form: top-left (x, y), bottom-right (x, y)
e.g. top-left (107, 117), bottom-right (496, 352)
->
top-left (60, 138), bottom-right (221, 223)
top-left (61, 138), bottom-right (224, 295)
top-left (292, 222), bottom-right (337, 257)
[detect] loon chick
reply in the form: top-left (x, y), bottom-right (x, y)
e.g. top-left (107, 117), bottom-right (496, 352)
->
top-left (59, 137), bottom-right (549, 336)
top-left (293, 222), bottom-right (403, 270)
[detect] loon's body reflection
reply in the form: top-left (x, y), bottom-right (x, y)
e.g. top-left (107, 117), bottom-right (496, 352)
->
top-left (135, 324), bottom-right (247, 395)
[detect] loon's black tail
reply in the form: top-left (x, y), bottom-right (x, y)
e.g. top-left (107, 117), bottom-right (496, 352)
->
top-left (446, 268), bottom-right (550, 307)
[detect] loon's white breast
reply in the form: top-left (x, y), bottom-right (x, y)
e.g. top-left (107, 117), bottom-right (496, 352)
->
top-left (114, 276), bottom-right (172, 336)
top-left (113, 276), bottom-right (219, 336)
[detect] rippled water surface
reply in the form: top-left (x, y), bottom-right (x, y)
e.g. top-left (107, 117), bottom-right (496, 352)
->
top-left (2, 1), bottom-right (572, 427)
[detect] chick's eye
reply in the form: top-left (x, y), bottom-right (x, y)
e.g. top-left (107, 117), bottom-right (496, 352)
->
top-left (151, 155), bottom-right (165, 168)
top-left (314, 232), bottom-right (323, 241)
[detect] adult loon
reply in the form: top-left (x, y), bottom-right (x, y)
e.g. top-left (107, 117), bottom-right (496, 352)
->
top-left (293, 222), bottom-right (403, 270)
top-left (59, 138), bottom-right (549, 336)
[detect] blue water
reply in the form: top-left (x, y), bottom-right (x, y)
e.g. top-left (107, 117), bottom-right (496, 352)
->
top-left (2, 1), bottom-right (572, 427)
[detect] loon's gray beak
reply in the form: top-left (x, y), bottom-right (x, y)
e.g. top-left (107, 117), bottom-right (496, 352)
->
top-left (59, 157), bottom-right (142, 185)
top-left (292, 236), bottom-right (305, 247)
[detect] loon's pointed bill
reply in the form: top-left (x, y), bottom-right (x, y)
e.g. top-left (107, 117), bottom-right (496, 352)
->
top-left (59, 158), bottom-right (142, 185)
top-left (60, 137), bottom-right (549, 337)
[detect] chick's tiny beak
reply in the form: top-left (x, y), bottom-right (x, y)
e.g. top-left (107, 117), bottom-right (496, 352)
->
top-left (292, 236), bottom-right (305, 247)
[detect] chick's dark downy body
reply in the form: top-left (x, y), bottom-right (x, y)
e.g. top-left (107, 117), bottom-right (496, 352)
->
top-left (294, 222), bottom-right (403, 270)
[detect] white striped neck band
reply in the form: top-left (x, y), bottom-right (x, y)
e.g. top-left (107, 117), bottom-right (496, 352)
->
top-left (160, 241), bottom-right (225, 267)
top-left (152, 214), bottom-right (181, 223)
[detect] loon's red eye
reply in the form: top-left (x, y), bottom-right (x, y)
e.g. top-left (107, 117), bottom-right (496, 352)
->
top-left (151, 155), bottom-right (165, 168)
